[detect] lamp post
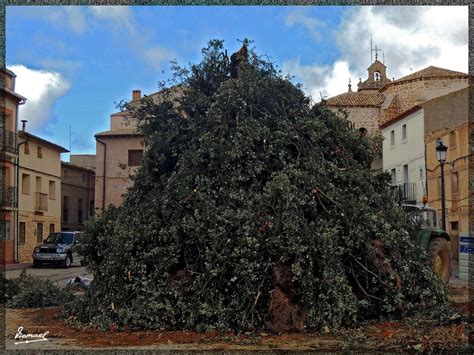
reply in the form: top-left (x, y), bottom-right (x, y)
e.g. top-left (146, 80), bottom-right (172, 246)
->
top-left (436, 139), bottom-right (448, 231)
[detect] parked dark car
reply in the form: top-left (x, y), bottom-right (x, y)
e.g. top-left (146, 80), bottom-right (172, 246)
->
top-left (32, 231), bottom-right (83, 268)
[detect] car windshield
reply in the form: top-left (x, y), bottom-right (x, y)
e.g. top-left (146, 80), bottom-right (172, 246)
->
top-left (44, 232), bottom-right (74, 244)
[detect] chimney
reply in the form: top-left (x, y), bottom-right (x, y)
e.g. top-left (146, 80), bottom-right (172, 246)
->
top-left (132, 89), bottom-right (141, 101)
top-left (21, 120), bottom-right (27, 131)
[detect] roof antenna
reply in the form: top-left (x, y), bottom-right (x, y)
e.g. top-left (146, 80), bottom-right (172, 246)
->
top-left (370, 36), bottom-right (373, 63)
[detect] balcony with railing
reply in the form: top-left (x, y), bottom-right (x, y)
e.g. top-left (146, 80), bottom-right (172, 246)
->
top-left (0, 128), bottom-right (18, 155)
top-left (391, 183), bottom-right (417, 204)
top-left (35, 192), bottom-right (48, 212)
top-left (0, 186), bottom-right (17, 208)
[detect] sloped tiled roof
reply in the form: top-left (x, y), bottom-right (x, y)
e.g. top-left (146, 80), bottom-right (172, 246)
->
top-left (95, 128), bottom-right (142, 137)
top-left (326, 92), bottom-right (386, 107)
top-left (389, 66), bottom-right (468, 85)
top-left (19, 131), bottom-right (69, 153)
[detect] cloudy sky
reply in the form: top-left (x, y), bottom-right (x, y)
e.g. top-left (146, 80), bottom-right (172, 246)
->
top-left (7, 5), bottom-right (468, 155)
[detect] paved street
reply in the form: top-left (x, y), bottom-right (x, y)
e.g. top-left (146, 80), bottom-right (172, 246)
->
top-left (5, 263), bottom-right (92, 288)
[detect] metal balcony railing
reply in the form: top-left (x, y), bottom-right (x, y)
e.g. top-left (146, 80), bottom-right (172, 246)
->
top-left (35, 192), bottom-right (48, 211)
top-left (0, 128), bottom-right (18, 154)
top-left (391, 183), bottom-right (417, 204)
top-left (0, 186), bottom-right (17, 208)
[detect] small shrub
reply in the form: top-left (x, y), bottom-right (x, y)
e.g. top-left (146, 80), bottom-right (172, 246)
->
top-left (1, 270), bottom-right (75, 308)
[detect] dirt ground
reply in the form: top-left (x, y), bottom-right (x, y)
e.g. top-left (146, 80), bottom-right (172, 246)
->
top-left (5, 283), bottom-right (473, 352)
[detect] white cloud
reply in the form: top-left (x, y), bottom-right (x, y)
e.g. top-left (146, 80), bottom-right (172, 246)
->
top-left (285, 9), bottom-right (324, 41)
top-left (141, 47), bottom-right (175, 70)
top-left (8, 65), bottom-right (71, 131)
top-left (63, 6), bottom-right (88, 34)
top-left (88, 6), bottom-right (172, 69)
top-left (283, 59), bottom-right (351, 100)
top-left (89, 6), bottom-right (134, 33)
top-left (284, 6), bottom-right (468, 100)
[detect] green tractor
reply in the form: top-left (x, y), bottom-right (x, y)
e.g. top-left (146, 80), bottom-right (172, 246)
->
top-left (402, 204), bottom-right (451, 283)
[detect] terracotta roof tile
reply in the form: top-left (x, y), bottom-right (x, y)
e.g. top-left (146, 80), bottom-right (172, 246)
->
top-left (390, 66), bottom-right (468, 84)
top-left (95, 129), bottom-right (142, 137)
top-left (326, 92), bottom-right (386, 107)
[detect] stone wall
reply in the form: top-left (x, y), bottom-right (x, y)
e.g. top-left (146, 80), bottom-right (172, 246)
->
top-left (329, 106), bottom-right (381, 135)
top-left (379, 78), bottom-right (469, 127)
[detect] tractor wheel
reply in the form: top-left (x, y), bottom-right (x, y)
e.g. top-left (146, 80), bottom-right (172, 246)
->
top-left (426, 237), bottom-right (451, 284)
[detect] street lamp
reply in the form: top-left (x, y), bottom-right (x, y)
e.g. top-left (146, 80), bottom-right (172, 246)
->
top-left (435, 139), bottom-right (448, 231)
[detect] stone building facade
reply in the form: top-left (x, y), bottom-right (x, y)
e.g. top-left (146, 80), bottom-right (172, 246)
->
top-left (326, 61), bottom-right (469, 135)
top-left (326, 60), bottom-right (469, 175)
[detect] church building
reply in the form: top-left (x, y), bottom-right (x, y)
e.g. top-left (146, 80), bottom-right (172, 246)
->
top-left (325, 53), bottom-right (469, 172)
top-left (326, 54), bottom-right (469, 134)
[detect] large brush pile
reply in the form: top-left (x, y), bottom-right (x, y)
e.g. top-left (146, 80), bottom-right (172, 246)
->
top-left (72, 40), bottom-right (450, 333)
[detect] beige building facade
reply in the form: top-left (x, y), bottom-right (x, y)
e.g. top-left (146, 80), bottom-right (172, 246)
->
top-left (424, 88), bottom-right (469, 270)
top-left (95, 87), bottom-right (183, 211)
top-left (1, 67), bottom-right (26, 264)
top-left (95, 90), bottom-right (144, 210)
top-left (61, 160), bottom-right (95, 231)
top-left (18, 130), bottom-right (68, 262)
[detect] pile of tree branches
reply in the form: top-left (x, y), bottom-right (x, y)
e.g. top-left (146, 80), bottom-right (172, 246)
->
top-left (72, 40), bottom-right (450, 333)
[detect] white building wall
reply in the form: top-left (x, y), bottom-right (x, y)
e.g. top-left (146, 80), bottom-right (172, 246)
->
top-left (382, 108), bottom-right (426, 203)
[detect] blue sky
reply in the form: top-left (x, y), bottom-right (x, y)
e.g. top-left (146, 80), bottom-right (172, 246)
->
top-left (6, 6), bottom-right (468, 156)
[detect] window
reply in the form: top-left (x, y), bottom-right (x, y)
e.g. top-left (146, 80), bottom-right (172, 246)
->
top-left (0, 221), bottom-right (10, 240)
top-left (49, 180), bottom-right (56, 199)
top-left (50, 223), bottom-right (55, 234)
top-left (24, 141), bottom-right (29, 155)
top-left (390, 168), bottom-right (396, 185)
top-left (22, 173), bottom-right (30, 194)
top-left (374, 71), bottom-right (381, 81)
top-left (78, 198), bottom-right (84, 224)
top-left (128, 149), bottom-right (143, 166)
top-left (63, 196), bottom-right (69, 222)
top-left (450, 221), bottom-right (459, 232)
top-left (37, 146), bottom-right (42, 158)
top-left (402, 124), bottom-right (407, 141)
top-left (36, 176), bottom-right (42, 193)
top-left (451, 172), bottom-right (459, 194)
top-left (419, 168), bottom-right (423, 180)
top-left (37, 223), bottom-right (43, 243)
top-left (19, 222), bottom-right (26, 244)
top-left (403, 164), bottom-right (409, 184)
top-left (449, 131), bottom-right (456, 148)
top-left (390, 130), bottom-right (395, 146)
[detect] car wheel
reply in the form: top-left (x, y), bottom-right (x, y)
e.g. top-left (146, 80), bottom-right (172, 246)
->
top-left (427, 237), bottom-right (451, 284)
top-left (32, 260), bottom-right (42, 268)
top-left (61, 254), bottom-right (72, 268)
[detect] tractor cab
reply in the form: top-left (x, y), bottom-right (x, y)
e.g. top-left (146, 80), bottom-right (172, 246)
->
top-left (402, 204), bottom-right (439, 230)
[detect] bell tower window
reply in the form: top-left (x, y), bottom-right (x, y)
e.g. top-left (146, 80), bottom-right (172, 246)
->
top-left (374, 71), bottom-right (381, 81)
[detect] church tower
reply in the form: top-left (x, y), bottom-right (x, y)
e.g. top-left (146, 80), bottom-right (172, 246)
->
top-left (357, 49), bottom-right (391, 92)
